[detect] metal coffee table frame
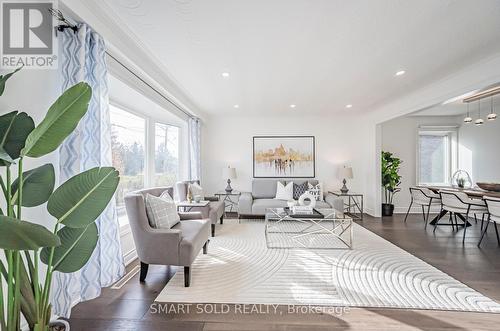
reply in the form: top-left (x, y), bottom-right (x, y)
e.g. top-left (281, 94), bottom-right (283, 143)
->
top-left (265, 208), bottom-right (353, 249)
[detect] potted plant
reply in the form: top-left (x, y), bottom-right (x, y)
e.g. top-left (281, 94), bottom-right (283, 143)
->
top-left (381, 151), bottom-right (402, 217)
top-left (0, 68), bottom-right (119, 331)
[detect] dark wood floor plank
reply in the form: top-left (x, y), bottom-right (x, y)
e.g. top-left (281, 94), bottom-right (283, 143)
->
top-left (69, 317), bottom-right (204, 331)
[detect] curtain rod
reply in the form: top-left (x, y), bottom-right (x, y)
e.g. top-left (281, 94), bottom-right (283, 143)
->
top-left (50, 8), bottom-right (195, 120)
top-left (105, 52), bottom-right (195, 119)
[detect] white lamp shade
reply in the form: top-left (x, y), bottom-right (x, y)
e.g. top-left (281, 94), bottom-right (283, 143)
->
top-left (222, 167), bottom-right (237, 179)
top-left (339, 167), bottom-right (353, 179)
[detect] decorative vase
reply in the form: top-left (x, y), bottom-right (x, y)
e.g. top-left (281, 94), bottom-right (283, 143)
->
top-left (451, 170), bottom-right (472, 189)
top-left (381, 203), bottom-right (394, 217)
top-left (298, 192), bottom-right (316, 208)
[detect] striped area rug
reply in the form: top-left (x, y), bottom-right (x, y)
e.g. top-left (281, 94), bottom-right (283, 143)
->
top-left (155, 219), bottom-right (500, 313)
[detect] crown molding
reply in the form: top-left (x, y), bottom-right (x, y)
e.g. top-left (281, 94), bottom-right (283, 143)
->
top-left (60, 0), bottom-right (206, 120)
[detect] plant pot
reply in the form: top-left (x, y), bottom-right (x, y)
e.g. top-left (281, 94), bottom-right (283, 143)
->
top-left (49, 319), bottom-right (70, 331)
top-left (381, 203), bottom-right (394, 217)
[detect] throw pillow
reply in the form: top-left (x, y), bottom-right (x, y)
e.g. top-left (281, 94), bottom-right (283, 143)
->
top-left (159, 190), bottom-right (174, 202)
top-left (307, 182), bottom-right (324, 201)
top-left (275, 181), bottom-right (293, 200)
top-left (145, 193), bottom-right (180, 229)
top-left (293, 182), bottom-right (309, 200)
top-left (188, 183), bottom-right (204, 199)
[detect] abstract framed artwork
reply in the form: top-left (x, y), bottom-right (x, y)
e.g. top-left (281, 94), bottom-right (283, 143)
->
top-left (253, 136), bottom-right (315, 178)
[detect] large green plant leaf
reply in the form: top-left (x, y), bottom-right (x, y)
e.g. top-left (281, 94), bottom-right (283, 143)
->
top-left (21, 82), bottom-right (92, 158)
top-left (0, 67), bottom-right (21, 96)
top-left (0, 146), bottom-right (14, 164)
top-left (47, 167), bottom-right (119, 228)
top-left (0, 216), bottom-right (60, 250)
top-left (40, 224), bottom-right (98, 273)
top-left (11, 164), bottom-right (55, 207)
top-left (0, 111), bottom-right (35, 165)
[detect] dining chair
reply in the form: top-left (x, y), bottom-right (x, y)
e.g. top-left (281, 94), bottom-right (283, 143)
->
top-left (404, 187), bottom-right (441, 227)
top-left (438, 190), bottom-right (488, 243)
top-left (478, 196), bottom-right (500, 247)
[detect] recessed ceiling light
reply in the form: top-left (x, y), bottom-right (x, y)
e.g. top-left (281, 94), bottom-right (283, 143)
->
top-left (233, 104), bottom-right (239, 109)
top-left (290, 104), bottom-right (296, 108)
top-left (221, 72), bottom-right (230, 78)
top-left (395, 70), bottom-right (406, 76)
top-left (345, 104), bottom-right (353, 108)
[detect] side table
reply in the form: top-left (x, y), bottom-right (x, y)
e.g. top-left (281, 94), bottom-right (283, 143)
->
top-left (177, 200), bottom-right (210, 212)
top-left (214, 191), bottom-right (241, 217)
top-left (328, 191), bottom-right (364, 220)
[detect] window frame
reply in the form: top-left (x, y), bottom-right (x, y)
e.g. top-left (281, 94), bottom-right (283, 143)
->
top-left (416, 126), bottom-right (458, 186)
top-left (109, 100), bottom-right (186, 233)
top-left (109, 101), bottom-right (150, 232)
top-left (152, 121), bottom-right (181, 188)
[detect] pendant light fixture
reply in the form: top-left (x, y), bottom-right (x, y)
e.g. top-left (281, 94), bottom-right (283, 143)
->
top-left (487, 96), bottom-right (497, 121)
top-left (463, 103), bottom-right (472, 123)
top-left (475, 99), bottom-right (484, 126)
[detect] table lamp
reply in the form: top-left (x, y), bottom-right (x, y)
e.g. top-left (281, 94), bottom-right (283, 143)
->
top-left (222, 166), bottom-right (237, 192)
top-left (340, 166), bottom-right (353, 194)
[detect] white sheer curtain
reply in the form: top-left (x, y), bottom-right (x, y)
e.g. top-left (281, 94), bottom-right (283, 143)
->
top-left (52, 23), bottom-right (125, 317)
top-left (188, 117), bottom-right (201, 180)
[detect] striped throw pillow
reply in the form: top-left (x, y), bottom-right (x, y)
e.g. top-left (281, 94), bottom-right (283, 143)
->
top-left (145, 194), bottom-right (180, 229)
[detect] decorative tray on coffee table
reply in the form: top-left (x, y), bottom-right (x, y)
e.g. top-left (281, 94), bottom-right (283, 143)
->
top-left (284, 207), bottom-right (325, 219)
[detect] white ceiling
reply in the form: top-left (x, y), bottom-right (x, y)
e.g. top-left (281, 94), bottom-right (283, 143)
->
top-left (102, 0), bottom-right (500, 116)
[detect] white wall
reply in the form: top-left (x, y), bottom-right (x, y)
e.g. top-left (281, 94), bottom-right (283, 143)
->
top-left (458, 117), bottom-right (500, 184)
top-left (380, 115), bottom-right (460, 212)
top-left (201, 113), bottom-right (378, 215)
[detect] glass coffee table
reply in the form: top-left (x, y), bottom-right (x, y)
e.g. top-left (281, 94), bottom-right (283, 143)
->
top-left (265, 208), bottom-right (353, 249)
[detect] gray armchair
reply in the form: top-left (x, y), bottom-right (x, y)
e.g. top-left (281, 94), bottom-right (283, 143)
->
top-left (175, 180), bottom-right (225, 237)
top-left (124, 187), bottom-right (210, 287)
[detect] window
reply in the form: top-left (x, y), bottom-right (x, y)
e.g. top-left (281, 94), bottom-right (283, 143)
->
top-left (417, 128), bottom-right (457, 185)
top-left (110, 105), bottom-right (146, 226)
top-left (154, 123), bottom-right (180, 187)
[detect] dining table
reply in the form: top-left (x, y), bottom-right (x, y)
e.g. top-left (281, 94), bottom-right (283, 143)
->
top-left (418, 186), bottom-right (500, 227)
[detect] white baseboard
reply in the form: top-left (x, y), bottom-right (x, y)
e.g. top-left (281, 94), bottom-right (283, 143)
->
top-left (393, 206), bottom-right (441, 214)
top-left (123, 249), bottom-right (138, 266)
top-left (364, 207), bottom-right (376, 217)
top-left (362, 206), bottom-right (440, 217)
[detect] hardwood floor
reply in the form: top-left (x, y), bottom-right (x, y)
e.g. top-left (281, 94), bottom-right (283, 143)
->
top-left (68, 213), bottom-right (500, 330)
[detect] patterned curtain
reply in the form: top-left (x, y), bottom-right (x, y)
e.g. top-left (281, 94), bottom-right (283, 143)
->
top-left (52, 23), bottom-right (125, 317)
top-left (188, 117), bottom-right (202, 180)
